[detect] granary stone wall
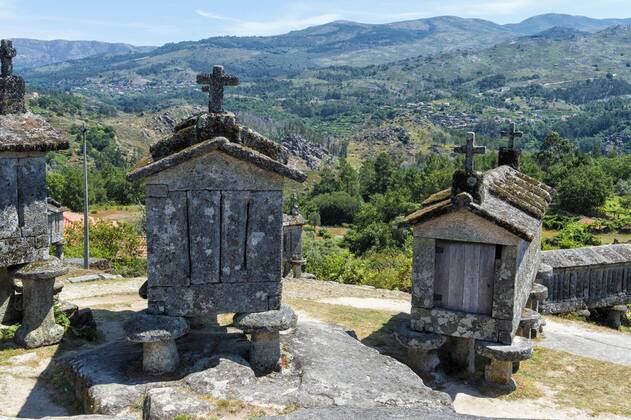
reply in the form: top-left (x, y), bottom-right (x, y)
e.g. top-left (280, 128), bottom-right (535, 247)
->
top-left (540, 244), bottom-right (631, 314)
top-left (0, 153), bottom-right (49, 267)
top-left (143, 151), bottom-right (285, 316)
top-left (509, 230), bottom-right (542, 337)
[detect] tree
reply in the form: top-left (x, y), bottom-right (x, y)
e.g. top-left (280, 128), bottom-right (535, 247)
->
top-left (535, 132), bottom-right (574, 171)
top-left (337, 159), bottom-right (360, 197)
top-left (312, 192), bottom-right (361, 225)
top-left (557, 165), bottom-right (614, 214)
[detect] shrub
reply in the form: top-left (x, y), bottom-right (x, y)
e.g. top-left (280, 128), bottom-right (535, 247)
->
top-left (312, 191), bottom-right (361, 225)
top-left (557, 165), bottom-right (613, 214)
top-left (544, 222), bottom-right (601, 250)
top-left (65, 220), bottom-right (146, 276)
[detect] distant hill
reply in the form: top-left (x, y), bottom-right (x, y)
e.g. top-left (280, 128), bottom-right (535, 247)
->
top-left (505, 14), bottom-right (631, 35)
top-left (23, 16), bottom-right (518, 87)
top-left (12, 39), bottom-right (155, 69)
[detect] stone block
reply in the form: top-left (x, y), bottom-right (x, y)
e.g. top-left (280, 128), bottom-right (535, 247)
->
top-left (148, 282), bottom-right (282, 316)
top-left (410, 307), bottom-right (498, 342)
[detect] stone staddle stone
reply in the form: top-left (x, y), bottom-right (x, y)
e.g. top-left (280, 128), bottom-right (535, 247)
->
top-left (394, 322), bottom-right (446, 373)
top-left (476, 337), bottom-right (533, 386)
top-left (529, 283), bottom-right (548, 302)
top-left (11, 257), bottom-right (67, 348)
top-left (125, 311), bottom-right (189, 374)
top-left (233, 304), bottom-right (297, 376)
top-left (518, 308), bottom-right (543, 338)
top-left (607, 305), bottom-right (628, 329)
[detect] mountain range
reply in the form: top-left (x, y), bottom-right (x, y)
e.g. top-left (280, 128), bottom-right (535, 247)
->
top-left (19, 13), bottom-right (631, 83)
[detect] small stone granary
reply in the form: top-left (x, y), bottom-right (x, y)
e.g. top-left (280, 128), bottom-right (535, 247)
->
top-left (540, 244), bottom-right (631, 328)
top-left (47, 198), bottom-right (66, 258)
top-left (127, 65), bottom-right (306, 375)
top-left (282, 193), bottom-right (307, 278)
top-left (0, 39), bottom-right (70, 347)
top-left (399, 131), bottom-right (554, 386)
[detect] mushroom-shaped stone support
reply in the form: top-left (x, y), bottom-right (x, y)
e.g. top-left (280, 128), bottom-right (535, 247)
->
top-left (527, 283), bottom-right (548, 313)
top-left (11, 257), bottom-right (68, 349)
top-left (290, 255), bottom-right (306, 279)
top-left (124, 311), bottom-right (189, 374)
top-left (518, 308), bottom-right (543, 339)
top-left (536, 263), bottom-right (553, 283)
top-left (607, 305), bottom-right (628, 330)
top-left (476, 337), bottom-right (533, 386)
top-left (233, 304), bottom-right (297, 376)
top-left (394, 322), bottom-right (446, 373)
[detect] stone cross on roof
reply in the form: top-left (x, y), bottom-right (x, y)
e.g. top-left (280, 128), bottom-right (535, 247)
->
top-left (500, 122), bottom-right (523, 150)
top-left (196, 65), bottom-right (239, 113)
top-left (290, 193), bottom-right (300, 216)
top-left (0, 39), bottom-right (16, 77)
top-left (455, 132), bottom-right (486, 173)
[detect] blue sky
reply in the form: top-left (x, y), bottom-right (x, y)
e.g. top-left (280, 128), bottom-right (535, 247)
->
top-left (1, 0), bottom-right (631, 45)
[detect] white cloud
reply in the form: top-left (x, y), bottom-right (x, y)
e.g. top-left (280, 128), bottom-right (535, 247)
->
top-left (195, 9), bottom-right (341, 36)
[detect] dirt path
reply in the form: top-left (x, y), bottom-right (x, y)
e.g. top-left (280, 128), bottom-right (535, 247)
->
top-left (539, 318), bottom-right (631, 366)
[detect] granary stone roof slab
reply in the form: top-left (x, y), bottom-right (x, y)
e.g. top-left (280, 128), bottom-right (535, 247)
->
top-left (405, 165), bottom-right (552, 242)
top-left (412, 209), bottom-right (522, 246)
top-left (0, 111), bottom-right (68, 153)
top-left (128, 137), bottom-right (306, 183)
top-left (283, 213), bottom-right (307, 227)
top-left (542, 244), bottom-right (631, 269)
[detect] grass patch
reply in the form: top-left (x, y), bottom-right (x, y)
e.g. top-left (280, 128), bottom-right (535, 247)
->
top-left (511, 347), bottom-right (631, 416)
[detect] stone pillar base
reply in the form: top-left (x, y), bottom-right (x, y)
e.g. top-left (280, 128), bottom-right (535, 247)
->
top-left (124, 311), bottom-right (189, 375)
top-left (10, 258), bottom-right (67, 349)
top-left (233, 304), bottom-right (298, 376)
top-left (143, 340), bottom-right (180, 374)
top-left (394, 322), bottom-right (446, 374)
top-left (476, 337), bottom-right (533, 389)
top-left (607, 305), bottom-right (627, 330)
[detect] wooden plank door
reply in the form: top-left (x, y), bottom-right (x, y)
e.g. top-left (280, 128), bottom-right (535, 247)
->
top-left (434, 240), bottom-right (496, 315)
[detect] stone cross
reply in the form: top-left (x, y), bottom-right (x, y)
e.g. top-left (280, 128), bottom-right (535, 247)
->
top-left (500, 122), bottom-right (523, 150)
top-left (196, 65), bottom-right (239, 113)
top-left (455, 132), bottom-right (486, 173)
top-left (0, 39), bottom-right (16, 77)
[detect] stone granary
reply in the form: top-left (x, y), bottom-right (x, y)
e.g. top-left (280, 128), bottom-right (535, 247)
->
top-left (540, 244), bottom-right (631, 328)
top-left (0, 40), bottom-right (70, 348)
top-left (400, 132), bottom-right (553, 386)
top-left (282, 193), bottom-right (307, 278)
top-left (47, 198), bottom-right (66, 258)
top-left (127, 65), bottom-right (306, 375)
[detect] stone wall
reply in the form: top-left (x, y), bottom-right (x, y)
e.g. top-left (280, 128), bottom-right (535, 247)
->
top-left (0, 154), bottom-right (49, 267)
top-left (144, 151), bottom-right (284, 316)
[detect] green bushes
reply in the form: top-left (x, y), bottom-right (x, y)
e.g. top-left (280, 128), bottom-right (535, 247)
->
top-left (311, 192), bottom-right (361, 225)
top-left (544, 222), bottom-right (601, 250)
top-left (303, 235), bottom-right (412, 292)
top-left (557, 165), bottom-right (614, 214)
top-left (64, 220), bottom-right (146, 277)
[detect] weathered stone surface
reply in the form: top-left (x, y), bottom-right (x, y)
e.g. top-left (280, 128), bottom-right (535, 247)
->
top-left (394, 322), bottom-right (446, 350)
top-left (60, 321), bottom-right (456, 417)
top-left (148, 282), bottom-right (282, 316)
top-left (130, 137), bottom-right (305, 183)
top-left (394, 322), bottom-right (446, 373)
top-left (484, 359), bottom-right (514, 386)
top-left (125, 312), bottom-right (189, 343)
top-left (143, 340), bottom-right (181, 375)
top-left (233, 304), bottom-right (297, 333)
top-left (529, 282), bottom-right (548, 301)
top-left (0, 113), bottom-right (68, 151)
top-left (410, 307), bottom-right (498, 342)
top-left (143, 386), bottom-right (215, 420)
top-left (14, 276), bottom-right (64, 348)
top-left (11, 257), bottom-right (67, 281)
top-left (476, 336), bottom-right (533, 362)
top-left (261, 406), bottom-right (467, 419)
top-left (540, 244), bottom-right (631, 314)
top-left (0, 267), bottom-right (18, 324)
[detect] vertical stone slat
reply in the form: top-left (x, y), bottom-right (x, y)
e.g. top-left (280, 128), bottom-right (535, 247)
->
top-left (412, 237), bottom-right (435, 309)
top-left (187, 190), bottom-right (221, 285)
top-left (0, 158), bottom-right (19, 239)
top-left (18, 158), bottom-right (47, 237)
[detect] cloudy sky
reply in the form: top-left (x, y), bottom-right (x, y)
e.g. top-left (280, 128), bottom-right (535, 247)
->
top-left (1, 0), bottom-right (631, 45)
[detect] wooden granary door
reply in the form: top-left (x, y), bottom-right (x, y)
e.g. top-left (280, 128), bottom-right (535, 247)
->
top-left (433, 240), bottom-right (496, 315)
